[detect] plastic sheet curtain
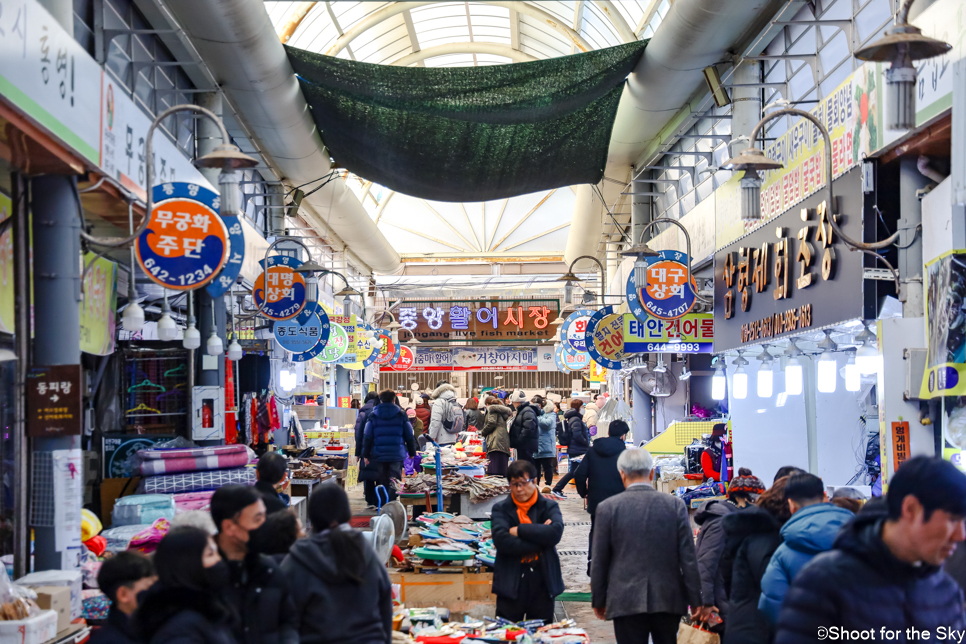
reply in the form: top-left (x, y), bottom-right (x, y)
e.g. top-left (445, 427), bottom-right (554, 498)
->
top-left (286, 41), bottom-right (647, 202)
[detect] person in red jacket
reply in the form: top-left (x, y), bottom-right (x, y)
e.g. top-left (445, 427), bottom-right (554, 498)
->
top-left (700, 424), bottom-right (732, 482)
top-left (413, 394), bottom-right (432, 428)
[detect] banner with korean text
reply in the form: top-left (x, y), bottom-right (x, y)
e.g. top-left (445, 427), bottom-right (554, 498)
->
top-left (381, 346), bottom-right (557, 371)
top-left (398, 300), bottom-right (558, 343)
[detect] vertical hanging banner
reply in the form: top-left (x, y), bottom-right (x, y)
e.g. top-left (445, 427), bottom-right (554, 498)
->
top-left (81, 252), bottom-right (117, 356)
top-left (137, 183), bottom-right (230, 290)
top-left (625, 251), bottom-right (697, 321)
top-left (921, 250), bottom-right (966, 397)
top-left (0, 194), bottom-right (13, 334)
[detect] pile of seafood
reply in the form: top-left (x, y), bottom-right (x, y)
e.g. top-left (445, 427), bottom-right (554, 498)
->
top-left (394, 472), bottom-right (509, 502)
top-left (289, 460), bottom-right (333, 480)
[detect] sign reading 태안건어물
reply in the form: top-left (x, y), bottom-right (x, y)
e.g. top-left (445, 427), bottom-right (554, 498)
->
top-left (622, 312), bottom-right (714, 354)
top-left (27, 365), bottom-right (83, 437)
top-left (397, 300), bottom-right (558, 342)
top-left (713, 168), bottom-right (867, 353)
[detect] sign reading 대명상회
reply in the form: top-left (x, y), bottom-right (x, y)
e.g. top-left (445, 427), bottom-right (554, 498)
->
top-left (397, 300), bottom-right (557, 343)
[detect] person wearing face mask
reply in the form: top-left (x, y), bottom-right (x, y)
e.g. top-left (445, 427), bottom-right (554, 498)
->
top-left (135, 526), bottom-right (237, 644)
top-left (210, 485), bottom-right (299, 644)
top-left (281, 485), bottom-right (393, 644)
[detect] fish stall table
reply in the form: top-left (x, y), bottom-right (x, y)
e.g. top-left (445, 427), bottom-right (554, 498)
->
top-left (290, 473), bottom-right (340, 499)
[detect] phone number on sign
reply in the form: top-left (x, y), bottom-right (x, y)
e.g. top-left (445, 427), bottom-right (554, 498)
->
top-left (642, 342), bottom-right (706, 353)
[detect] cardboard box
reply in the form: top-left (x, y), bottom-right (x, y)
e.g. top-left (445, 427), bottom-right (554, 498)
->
top-left (0, 610), bottom-right (57, 644)
top-left (17, 570), bottom-right (82, 619)
top-left (389, 571), bottom-right (493, 605)
top-left (659, 479), bottom-right (695, 494)
top-left (34, 586), bottom-right (71, 634)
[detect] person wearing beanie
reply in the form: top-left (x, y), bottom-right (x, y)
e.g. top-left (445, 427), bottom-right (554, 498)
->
top-left (694, 467), bottom-right (764, 628)
top-left (507, 389), bottom-right (539, 464)
top-left (775, 457), bottom-right (966, 643)
top-left (573, 419), bottom-right (628, 575)
top-left (413, 394), bottom-right (431, 428)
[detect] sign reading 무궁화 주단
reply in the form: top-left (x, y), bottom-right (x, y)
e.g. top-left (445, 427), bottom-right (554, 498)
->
top-left (625, 251), bottom-right (698, 321)
top-left (253, 255), bottom-right (308, 321)
top-left (623, 313), bottom-right (714, 354)
top-left (137, 183), bottom-right (230, 290)
top-left (713, 169), bottom-right (866, 353)
top-left (398, 300), bottom-right (557, 343)
top-left (921, 250), bottom-right (966, 398)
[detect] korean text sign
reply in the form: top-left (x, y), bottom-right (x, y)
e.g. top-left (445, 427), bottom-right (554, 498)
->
top-left (623, 313), bottom-right (713, 354)
top-left (397, 300), bottom-right (558, 342)
top-left (27, 365), bottom-right (82, 437)
top-left (713, 169), bottom-right (866, 353)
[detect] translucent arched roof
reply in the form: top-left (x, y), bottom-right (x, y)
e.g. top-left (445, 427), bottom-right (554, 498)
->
top-left (264, 1), bottom-right (671, 257)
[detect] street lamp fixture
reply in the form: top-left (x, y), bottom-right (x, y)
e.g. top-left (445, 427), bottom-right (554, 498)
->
top-left (557, 255), bottom-right (606, 306)
top-left (723, 108), bottom-right (899, 250)
top-left (293, 259), bottom-right (325, 306)
top-left (854, 0), bottom-right (951, 129)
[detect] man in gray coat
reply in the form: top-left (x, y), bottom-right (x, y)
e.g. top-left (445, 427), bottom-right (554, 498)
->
top-left (591, 448), bottom-right (710, 644)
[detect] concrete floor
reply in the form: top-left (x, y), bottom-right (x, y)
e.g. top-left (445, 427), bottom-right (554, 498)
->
top-left (349, 473), bottom-right (618, 642)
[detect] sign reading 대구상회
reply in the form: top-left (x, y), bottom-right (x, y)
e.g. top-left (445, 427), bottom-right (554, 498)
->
top-left (398, 300), bottom-right (558, 343)
top-left (27, 365), bottom-right (83, 437)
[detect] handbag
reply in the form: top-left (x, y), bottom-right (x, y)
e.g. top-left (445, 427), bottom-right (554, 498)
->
top-left (677, 619), bottom-right (720, 644)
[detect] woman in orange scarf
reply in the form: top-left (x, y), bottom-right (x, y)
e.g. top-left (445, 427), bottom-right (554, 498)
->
top-left (491, 460), bottom-right (565, 624)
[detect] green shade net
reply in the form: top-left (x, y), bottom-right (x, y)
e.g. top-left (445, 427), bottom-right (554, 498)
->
top-left (286, 41), bottom-right (647, 202)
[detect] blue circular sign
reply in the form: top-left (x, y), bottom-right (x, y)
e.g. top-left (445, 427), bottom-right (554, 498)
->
top-left (359, 324), bottom-right (383, 369)
top-left (138, 182), bottom-right (230, 290)
top-left (561, 308), bottom-right (594, 352)
top-left (586, 305), bottom-right (625, 370)
top-left (555, 342), bottom-right (591, 372)
top-left (625, 250), bottom-right (697, 321)
top-left (274, 310), bottom-right (331, 362)
top-left (206, 213), bottom-right (245, 298)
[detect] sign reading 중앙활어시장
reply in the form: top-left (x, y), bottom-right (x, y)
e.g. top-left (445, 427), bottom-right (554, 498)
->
top-left (398, 300), bottom-right (558, 342)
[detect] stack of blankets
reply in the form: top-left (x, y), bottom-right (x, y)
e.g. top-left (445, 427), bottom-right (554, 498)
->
top-left (138, 443), bottom-right (256, 494)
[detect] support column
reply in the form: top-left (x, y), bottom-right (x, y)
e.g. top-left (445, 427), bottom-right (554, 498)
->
top-left (898, 156), bottom-right (929, 317)
top-left (195, 92), bottom-right (226, 392)
top-left (631, 170), bottom-right (649, 244)
top-left (631, 380), bottom-right (652, 447)
top-left (605, 241), bottom-right (619, 297)
top-left (12, 174), bottom-right (29, 578)
top-left (731, 62), bottom-right (762, 152)
top-left (268, 184), bottom-right (285, 237)
top-left (31, 175), bottom-right (82, 571)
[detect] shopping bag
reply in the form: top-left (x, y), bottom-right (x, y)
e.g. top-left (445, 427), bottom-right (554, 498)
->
top-left (677, 620), bottom-right (720, 644)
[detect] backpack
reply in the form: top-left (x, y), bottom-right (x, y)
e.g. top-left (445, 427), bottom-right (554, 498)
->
top-left (441, 399), bottom-right (464, 435)
top-left (557, 416), bottom-right (573, 447)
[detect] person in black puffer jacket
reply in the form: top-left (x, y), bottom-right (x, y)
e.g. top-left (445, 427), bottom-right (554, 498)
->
top-left (136, 527), bottom-right (237, 644)
top-left (507, 389), bottom-right (539, 463)
top-left (721, 475), bottom-right (791, 644)
top-left (551, 400), bottom-right (591, 496)
top-left (353, 392), bottom-right (379, 507)
top-left (362, 390), bottom-right (417, 502)
top-left (574, 419), bottom-right (627, 575)
top-left (775, 456), bottom-right (966, 644)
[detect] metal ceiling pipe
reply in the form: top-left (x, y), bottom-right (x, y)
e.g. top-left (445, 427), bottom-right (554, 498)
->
top-left (566, 0), bottom-right (784, 266)
top-left (160, 0), bottom-right (401, 274)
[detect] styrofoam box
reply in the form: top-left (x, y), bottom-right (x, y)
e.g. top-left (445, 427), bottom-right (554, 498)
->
top-left (17, 570), bottom-right (82, 619)
top-left (0, 610), bottom-right (58, 644)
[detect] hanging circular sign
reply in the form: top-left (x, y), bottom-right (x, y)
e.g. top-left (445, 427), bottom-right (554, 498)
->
top-left (253, 255), bottom-right (307, 321)
top-left (552, 343), bottom-right (568, 373)
top-left (555, 342), bottom-right (591, 371)
top-left (374, 331), bottom-right (399, 366)
top-left (274, 310), bottom-right (331, 362)
top-left (586, 305), bottom-right (626, 370)
top-left (205, 214), bottom-right (245, 298)
top-left (625, 250), bottom-right (697, 321)
top-left (343, 323), bottom-right (380, 370)
top-left (137, 182), bottom-right (229, 291)
top-left (316, 322), bottom-right (349, 363)
top-left (561, 308), bottom-right (595, 352)
top-left (384, 345), bottom-right (414, 372)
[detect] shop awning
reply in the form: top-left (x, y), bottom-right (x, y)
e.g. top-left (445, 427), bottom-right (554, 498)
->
top-left (285, 41), bottom-right (647, 202)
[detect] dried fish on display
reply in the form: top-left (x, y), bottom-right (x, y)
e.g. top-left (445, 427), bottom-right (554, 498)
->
top-left (290, 460), bottom-right (333, 480)
top-left (394, 473), bottom-right (509, 502)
